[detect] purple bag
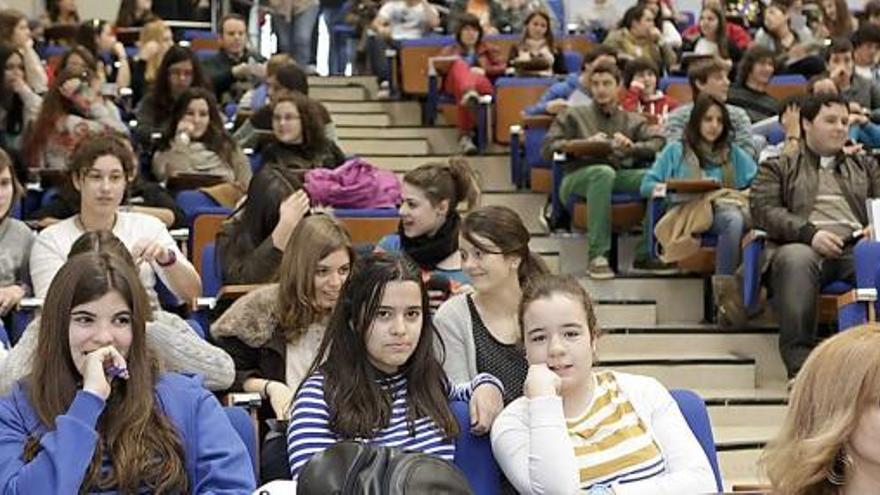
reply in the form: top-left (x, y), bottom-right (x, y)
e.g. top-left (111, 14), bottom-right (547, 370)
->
top-left (303, 158), bottom-right (402, 208)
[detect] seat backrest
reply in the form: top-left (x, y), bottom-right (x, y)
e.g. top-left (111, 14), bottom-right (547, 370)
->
top-left (201, 242), bottom-right (222, 297)
top-left (224, 406), bottom-right (258, 477)
top-left (450, 400), bottom-right (500, 494)
top-left (335, 208), bottom-right (401, 244)
top-left (495, 77), bottom-right (556, 143)
top-left (399, 36), bottom-right (455, 95)
top-left (669, 389), bottom-right (723, 491)
top-left (192, 213), bottom-right (230, 276)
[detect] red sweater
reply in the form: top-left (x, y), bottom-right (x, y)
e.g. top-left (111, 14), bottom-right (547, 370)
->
top-left (438, 42), bottom-right (507, 78)
top-left (682, 23), bottom-right (751, 50)
top-left (619, 87), bottom-right (679, 119)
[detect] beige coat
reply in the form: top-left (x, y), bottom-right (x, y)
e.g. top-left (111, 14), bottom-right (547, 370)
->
top-left (654, 189), bottom-right (750, 263)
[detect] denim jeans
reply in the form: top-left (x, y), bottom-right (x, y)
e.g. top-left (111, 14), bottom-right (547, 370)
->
top-left (322, 3), bottom-right (351, 74)
top-left (706, 203), bottom-right (747, 275)
top-left (367, 35), bottom-right (399, 83)
top-left (273, 5), bottom-right (321, 66)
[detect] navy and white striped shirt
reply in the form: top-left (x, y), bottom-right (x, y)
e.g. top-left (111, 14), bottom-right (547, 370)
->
top-left (287, 371), bottom-right (501, 478)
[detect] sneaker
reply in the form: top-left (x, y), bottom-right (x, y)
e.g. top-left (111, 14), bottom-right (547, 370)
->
top-left (539, 197), bottom-right (571, 233)
top-left (712, 274), bottom-right (749, 327)
top-left (588, 256), bottom-right (615, 280)
top-left (377, 81), bottom-right (391, 99)
top-left (632, 258), bottom-right (679, 275)
top-left (458, 135), bottom-right (478, 155)
top-left (460, 89), bottom-right (480, 106)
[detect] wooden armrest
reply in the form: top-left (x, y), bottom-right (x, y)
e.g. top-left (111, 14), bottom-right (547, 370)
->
top-left (521, 114), bottom-right (554, 128)
top-left (223, 392), bottom-right (263, 408)
top-left (729, 483), bottom-right (772, 493)
top-left (428, 55), bottom-right (459, 75)
top-left (837, 288), bottom-right (877, 309)
top-left (665, 179), bottom-right (721, 193)
top-left (741, 229), bottom-right (768, 249)
top-left (217, 284), bottom-right (264, 301)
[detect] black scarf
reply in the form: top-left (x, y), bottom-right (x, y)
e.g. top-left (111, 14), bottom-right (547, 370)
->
top-left (399, 213), bottom-right (460, 270)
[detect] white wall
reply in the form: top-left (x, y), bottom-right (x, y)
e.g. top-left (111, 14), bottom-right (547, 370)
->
top-left (4, 0), bottom-right (119, 20)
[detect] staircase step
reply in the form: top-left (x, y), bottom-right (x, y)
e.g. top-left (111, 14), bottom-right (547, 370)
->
top-left (598, 326), bottom-right (786, 387)
top-left (707, 404), bottom-right (787, 428)
top-left (312, 86), bottom-right (367, 101)
top-left (580, 277), bottom-right (706, 324)
top-left (718, 449), bottom-right (766, 489)
top-left (334, 113), bottom-right (392, 127)
top-left (339, 137), bottom-right (430, 156)
top-left (714, 426), bottom-right (779, 450)
top-left (529, 235), bottom-right (589, 275)
top-left (309, 75), bottom-right (378, 92)
top-left (325, 101), bottom-right (422, 116)
top-left (362, 154), bottom-right (508, 171)
top-left (480, 192), bottom-right (548, 236)
top-left (595, 300), bottom-right (656, 327)
top-left (596, 354), bottom-right (756, 390)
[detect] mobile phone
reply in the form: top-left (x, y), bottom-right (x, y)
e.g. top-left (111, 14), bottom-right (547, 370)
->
top-left (843, 230), bottom-right (865, 248)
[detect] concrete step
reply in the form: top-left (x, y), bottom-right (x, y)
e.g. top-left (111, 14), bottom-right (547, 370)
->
top-left (312, 86), bottom-right (367, 101)
top-left (334, 113), bottom-right (391, 127)
top-left (362, 154), bottom-right (508, 171)
top-left (580, 276), bottom-right (706, 324)
top-left (480, 192), bottom-right (547, 236)
top-left (339, 137), bottom-right (430, 156)
top-left (718, 449), bottom-right (766, 490)
top-left (707, 403), bottom-right (788, 428)
top-left (595, 300), bottom-right (657, 327)
top-left (325, 101), bottom-right (422, 115)
top-left (308, 75), bottom-right (379, 95)
top-left (598, 325), bottom-right (786, 387)
top-left (528, 235), bottom-right (589, 275)
top-left (714, 426), bottom-right (779, 450)
top-left (333, 125), bottom-right (464, 155)
top-left (595, 354), bottom-right (757, 390)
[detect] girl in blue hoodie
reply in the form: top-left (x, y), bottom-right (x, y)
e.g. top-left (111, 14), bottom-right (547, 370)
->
top-left (0, 252), bottom-right (255, 494)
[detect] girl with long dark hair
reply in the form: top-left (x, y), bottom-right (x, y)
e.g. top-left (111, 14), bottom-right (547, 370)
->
top-left (0, 44), bottom-right (42, 153)
top-left (152, 87), bottom-right (251, 196)
top-left (0, 251), bottom-right (254, 493)
top-left (286, 252), bottom-right (503, 478)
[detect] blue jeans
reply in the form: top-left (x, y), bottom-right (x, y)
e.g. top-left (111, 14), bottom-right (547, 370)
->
top-left (367, 35), bottom-right (399, 83)
top-left (707, 203), bottom-right (746, 275)
top-left (321, 3), bottom-right (351, 74)
top-left (273, 5), bottom-right (320, 65)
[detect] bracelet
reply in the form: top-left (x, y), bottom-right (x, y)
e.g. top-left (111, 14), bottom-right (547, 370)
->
top-left (156, 250), bottom-right (177, 267)
top-left (262, 380), bottom-right (273, 398)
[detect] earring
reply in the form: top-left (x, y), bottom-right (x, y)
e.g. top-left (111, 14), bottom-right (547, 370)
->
top-left (827, 449), bottom-right (852, 486)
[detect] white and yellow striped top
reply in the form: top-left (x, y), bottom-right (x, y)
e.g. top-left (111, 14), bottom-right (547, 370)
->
top-left (566, 370), bottom-right (666, 489)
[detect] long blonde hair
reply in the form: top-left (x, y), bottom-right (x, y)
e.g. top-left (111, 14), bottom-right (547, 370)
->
top-left (761, 324), bottom-right (880, 494)
top-left (139, 18), bottom-right (169, 83)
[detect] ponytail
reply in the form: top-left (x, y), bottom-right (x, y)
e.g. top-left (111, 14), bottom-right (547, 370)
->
top-left (403, 158), bottom-right (481, 212)
top-left (462, 206), bottom-right (547, 287)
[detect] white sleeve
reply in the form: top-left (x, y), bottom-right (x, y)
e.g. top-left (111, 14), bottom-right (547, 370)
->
top-left (29, 230), bottom-right (68, 299)
top-left (661, 21), bottom-right (682, 49)
top-left (490, 396), bottom-right (580, 495)
top-left (614, 380), bottom-right (717, 495)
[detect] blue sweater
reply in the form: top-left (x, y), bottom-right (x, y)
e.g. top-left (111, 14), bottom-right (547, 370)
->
top-left (0, 373), bottom-right (255, 494)
top-left (524, 73), bottom-right (588, 116)
top-left (287, 371), bottom-right (501, 478)
top-left (639, 142), bottom-right (758, 198)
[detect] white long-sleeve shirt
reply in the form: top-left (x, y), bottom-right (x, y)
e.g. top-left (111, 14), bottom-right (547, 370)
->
top-left (490, 371), bottom-right (717, 494)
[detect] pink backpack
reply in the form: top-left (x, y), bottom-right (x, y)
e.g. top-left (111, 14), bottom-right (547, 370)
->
top-left (303, 158), bottom-right (402, 208)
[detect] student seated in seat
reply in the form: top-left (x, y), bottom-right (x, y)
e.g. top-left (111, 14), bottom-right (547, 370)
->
top-left (152, 87), bottom-right (252, 205)
top-left (750, 93), bottom-right (879, 380)
top-left (762, 324), bottom-right (880, 494)
top-left (506, 10), bottom-right (566, 78)
top-left (663, 57), bottom-right (759, 159)
top-left (619, 57), bottom-right (678, 123)
top-left (25, 67), bottom-right (128, 171)
top-left (216, 165), bottom-right (310, 285)
top-left (434, 205), bottom-right (549, 405)
top-left (0, 251), bottom-right (254, 493)
top-left (134, 46), bottom-right (211, 152)
top-left (0, 149), bottom-right (32, 320)
top-left (438, 14), bottom-right (507, 155)
top-left (201, 13), bottom-right (266, 107)
top-left (680, 3), bottom-right (742, 71)
top-left (213, 214), bottom-right (353, 481)
top-left (541, 61), bottom-right (666, 280)
top-left (261, 92), bottom-right (345, 171)
top-left (491, 274), bottom-right (717, 494)
top-left (1, 230), bottom-right (234, 394)
top-left (727, 46), bottom-right (781, 124)
top-left (375, 158), bottom-right (480, 302)
top-left (0, 9), bottom-right (48, 94)
top-left (525, 45), bottom-right (618, 116)
top-left (602, 4), bottom-right (677, 73)
top-left (368, 0), bottom-right (441, 92)
top-left (29, 137), bottom-right (201, 306)
top-left (640, 93), bottom-right (756, 322)
top-left (286, 252), bottom-right (504, 479)
top-left (74, 19), bottom-right (132, 94)
top-left (0, 45), bottom-right (42, 166)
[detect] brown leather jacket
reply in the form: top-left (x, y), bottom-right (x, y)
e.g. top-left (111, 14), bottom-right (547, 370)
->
top-left (751, 144), bottom-right (880, 249)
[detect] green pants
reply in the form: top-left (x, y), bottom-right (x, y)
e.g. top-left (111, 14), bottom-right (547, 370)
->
top-left (560, 165), bottom-right (649, 259)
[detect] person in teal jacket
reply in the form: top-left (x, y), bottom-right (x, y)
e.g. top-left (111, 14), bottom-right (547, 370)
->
top-left (641, 93), bottom-right (757, 275)
top-left (0, 252), bottom-right (255, 494)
